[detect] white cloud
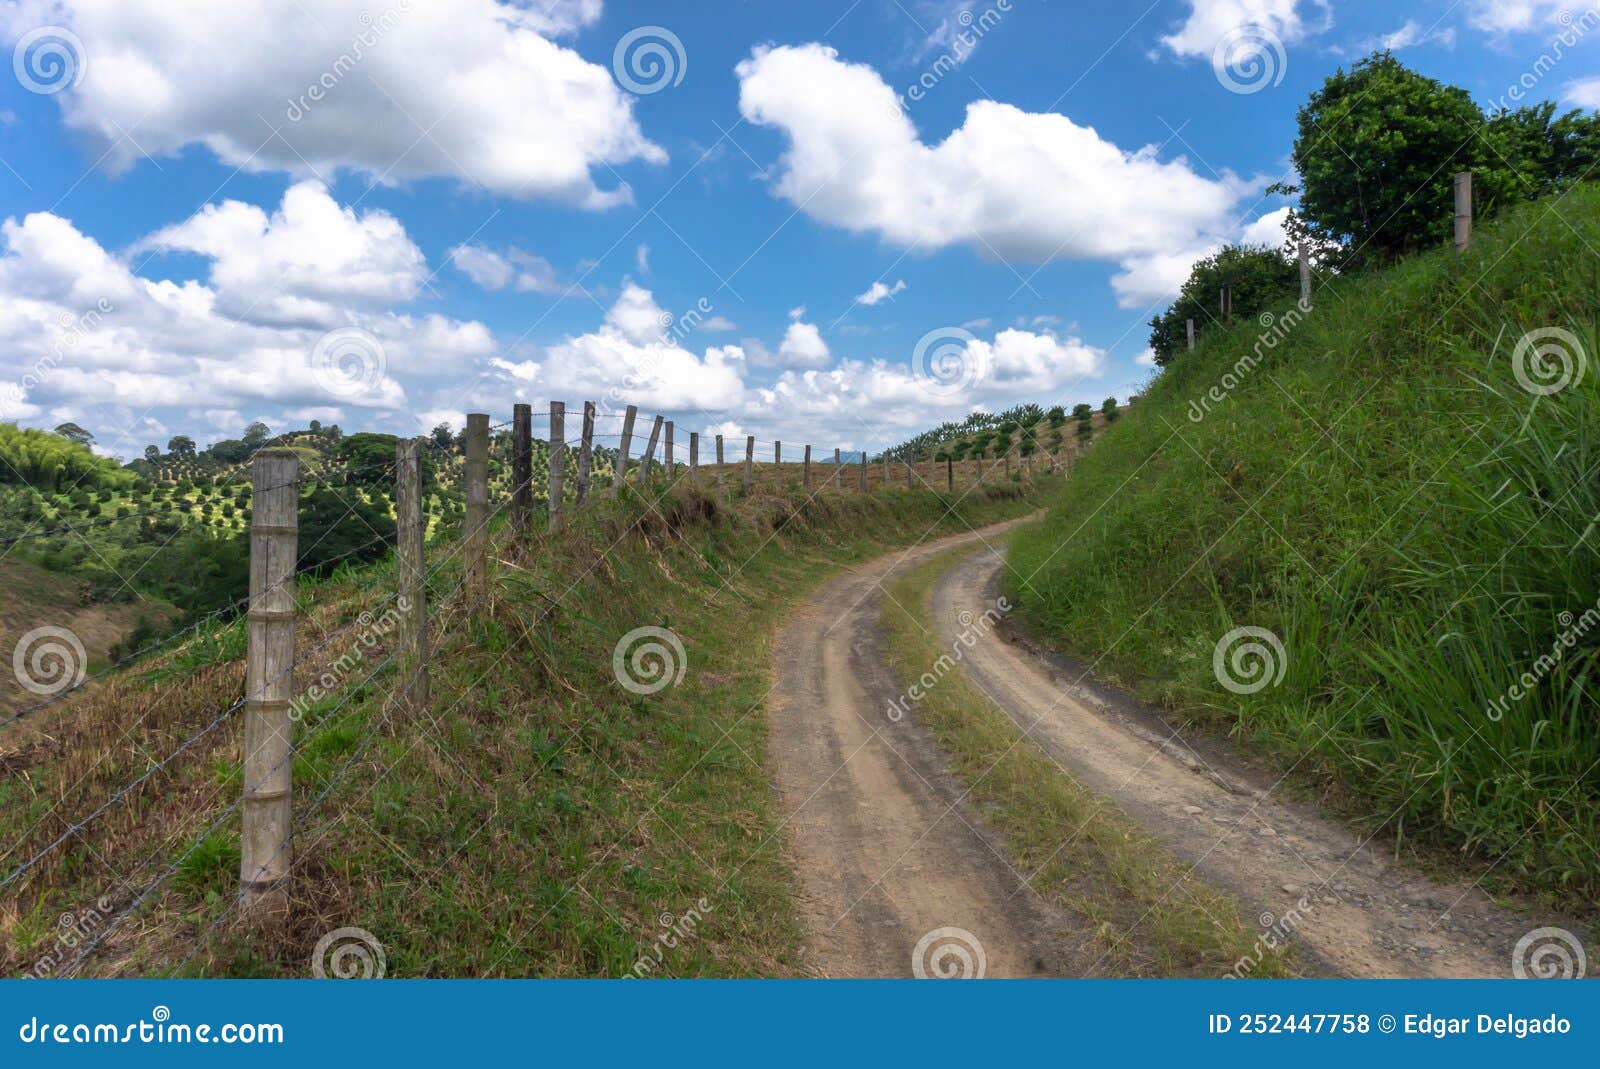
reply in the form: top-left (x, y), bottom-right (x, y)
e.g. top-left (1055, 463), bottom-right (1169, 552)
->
top-left (636, 243), bottom-right (651, 275)
top-left (777, 320), bottom-right (832, 368)
top-left (1565, 77), bottom-right (1600, 108)
top-left (700, 315), bottom-right (738, 332)
top-left (1134, 347), bottom-right (1158, 367)
top-left (1468, 1), bottom-right (1572, 33)
top-left (1239, 206), bottom-right (1292, 249)
top-left (449, 243), bottom-right (562, 294)
top-left (735, 44), bottom-right (1238, 303)
top-left (1362, 19), bottom-right (1456, 50)
top-left (1, 0), bottom-right (662, 207)
top-left (787, 304), bottom-right (806, 319)
top-left (855, 279), bottom-right (907, 306)
top-left (1161, 0), bottom-right (1314, 58)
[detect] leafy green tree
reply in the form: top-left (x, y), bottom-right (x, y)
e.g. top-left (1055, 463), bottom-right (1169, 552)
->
top-left (144, 444), bottom-right (160, 462)
top-left (167, 435), bottom-right (196, 457)
top-left (208, 439), bottom-right (251, 464)
top-left (1147, 245), bottom-right (1299, 365)
top-left (1102, 397), bottom-right (1120, 423)
top-left (53, 422), bottom-right (93, 446)
top-left (243, 421), bottom-right (271, 447)
top-left (1071, 403), bottom-right (1093, 421)
top-left (296, 486), bottom-right (396, 575)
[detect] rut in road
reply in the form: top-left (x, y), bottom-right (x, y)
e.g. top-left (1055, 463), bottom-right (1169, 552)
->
top-left (768, 520), bottom-right (1554, 978)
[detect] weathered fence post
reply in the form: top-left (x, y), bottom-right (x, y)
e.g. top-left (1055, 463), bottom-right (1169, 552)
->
top-left (640, 415), bottom-right (663, 484)
top-left (774, 440), bottom-right (782, 493)
top-left (882, 452), bottom-right (890, 488)
top-left (743, 435), bottom-right (754, 495)
top-left (858, 451), bottom-right (867, 492)
top-left (1298, 242), bottom-right (1312, 307)
top-left (833, 447), bottom-right (842, 491)
top-left (803, 444), bottom-right (812, 492)
top-left (664, 420), bottom-right (675, 482)
top-left (511, 403), bottom-right (532, 535)
top-left (1454, 171), bottom-right (1473, 253)
top-left (1220, 286), bottom-right (1232, 323)
top-left (240, 448), bottom-right (298, 917)
top-left (614, 404), bottom-right (637, 497)
top-left (576, 401), bottom-right (595, 506)
top-left (463, 413), bottom-right (489, 592)
top-left (715, 434), bottom-right (725, 495)
top-left (947, 455), bottom-right (954, 491)
top-left (689, 431), bottom-right (699, 485)
top-left (395, 439), bottom-right (428, 716)
top-left (906, 452), bottom-right (914, 489)
top-left (549, 402), bottom-right (566, 532)
top-left (1186, 318), bottom-right (1195, 351)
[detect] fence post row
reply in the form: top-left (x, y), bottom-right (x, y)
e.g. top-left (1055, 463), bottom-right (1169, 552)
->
top-left (576, 401), bottom-right (595, 506)
top-left (641, 415), bottom-right (663, 483)
top-left (395, 438), bottom-right (428, 719)
top-left (239, 448), bottom-right (299, 918)
top-left (549, 402), bottom-right (566, 532)
top-left (743, 435), bottom-right (754, 495)
top-left (614, 404), bottom-right (637, 497)
top-left (512, 403), bottom-right (532, 534)
top-left (463, 413), bottom-right (489, 592)
top-left (664, 420), bottom-right (675, 481)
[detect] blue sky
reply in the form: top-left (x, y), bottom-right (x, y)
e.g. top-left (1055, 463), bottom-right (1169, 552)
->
top-left (0, 0), bottom-right (1595, 459)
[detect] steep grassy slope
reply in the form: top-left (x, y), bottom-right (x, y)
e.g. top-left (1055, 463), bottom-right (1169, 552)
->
top-left (1007, 186), bottom-right (1600, 904)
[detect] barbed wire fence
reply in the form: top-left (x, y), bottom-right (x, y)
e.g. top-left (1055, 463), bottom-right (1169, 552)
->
top-left (0, 397), bottom-right (1073, 975)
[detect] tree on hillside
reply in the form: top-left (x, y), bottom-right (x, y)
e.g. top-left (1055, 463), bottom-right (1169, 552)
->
top-left (54, 422), bottom-right (94, 446)
top-left (1147, 244), bottom-right (1300, 365)
top-left (243, 421), bottom-right (271, 447)
top-left (208, 439), bottom-right (251, 464)
top-left (1102, 397), bottom-right (1120, 423)
top-left (143, 444), bottom-right (160, 462)
top-left (168, 435), bottom-right (196, 457)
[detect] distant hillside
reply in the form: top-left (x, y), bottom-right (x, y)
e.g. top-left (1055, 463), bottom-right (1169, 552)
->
top-left (1007, 185), bottom-right (1600, 901)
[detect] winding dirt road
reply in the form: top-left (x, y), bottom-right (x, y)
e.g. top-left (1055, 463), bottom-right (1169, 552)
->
top-left (767, 519), bottom-right (1551, 978)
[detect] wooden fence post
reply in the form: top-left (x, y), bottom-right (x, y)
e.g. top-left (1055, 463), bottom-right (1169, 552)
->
top-left (1454, 172), bottom-right (1473, 252)
top-left (882, 452), bottom-right (889, 488)
top-left (947, 455), bottom-right (953, 492)
top-left (803, 445), bottom-right (812, 492)
top-left (858, 451), bottom-right (867, 492)
top-left (576, 401), bottom-right (595, 506)
top-left (549, 402), bottom-right (566, 532)
top-left (640, 415), bottom-right (663, 484)
top-left (511, 403), bottom-right (532, 534)
top-left (1220, 286), bottom-right (1232, 323)
top-left (240, 448), bottom-right (298, 917)
top-left (833, 447), bottom-right (842, 491)
top-left (395, 439), bottom-right (428, 716)
top-left (774, 440), bottom-right (782, 493)
top-left (905, 452), bottom-right (914, 489)
top-left (743, 435), bottom-right (754, 495)
top-left (463, 413), bottom-right (489, 592)
top-left (689, 431), bottom-right (699, 486)
top-left (614, 404), bottom-right (637, 497)
top-left (1186, 318), bottom-right (1195, 351)
top-left (715, 434), bottom-right (725, 495)
top-left (1298, 242), bottom-right (1312, 307)
top-left (664, 420), bottom-right (675, 482)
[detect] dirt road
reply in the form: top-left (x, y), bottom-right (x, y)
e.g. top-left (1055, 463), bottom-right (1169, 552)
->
top-left (768, 520), bottom-right (1547, 978)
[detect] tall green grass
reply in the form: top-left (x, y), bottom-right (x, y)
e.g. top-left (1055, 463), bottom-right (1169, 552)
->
top-left (1007, 186), bottom-right (1600, 903)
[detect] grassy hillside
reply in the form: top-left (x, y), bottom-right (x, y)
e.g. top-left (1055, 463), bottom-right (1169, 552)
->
top-left (1007, 185), bottom-right (1600, 904)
